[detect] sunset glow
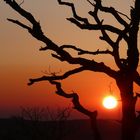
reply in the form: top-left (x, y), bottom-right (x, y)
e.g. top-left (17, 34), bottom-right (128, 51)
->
top-left (103, 95), bottom-right (118, 109)
top-left (1, 0), bottom-right (140, 120)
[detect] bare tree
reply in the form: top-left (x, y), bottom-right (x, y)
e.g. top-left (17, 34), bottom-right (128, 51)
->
top-left (10, 106), bottom-right (72, 140)
top-left (3, 0), bottom-right (140, 140)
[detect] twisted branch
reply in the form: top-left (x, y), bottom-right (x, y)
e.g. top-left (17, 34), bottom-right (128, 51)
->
top-left (49, 80), bottom-right (101, 140)
top-left (87, 0), bottom-right (130, 26)
top-left (58, 0), bottom-right (89, 24)
top-left (28, 66), bottom-right (86, 85)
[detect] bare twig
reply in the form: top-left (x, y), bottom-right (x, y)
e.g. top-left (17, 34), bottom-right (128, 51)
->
top-left (60, 45), bottom-right (113, 56)
top-left (19, 0), bottom-right (24, 6)
top-left (42, 66), bottom-right (61, 76)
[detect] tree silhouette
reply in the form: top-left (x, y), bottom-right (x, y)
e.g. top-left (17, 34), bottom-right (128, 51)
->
top-left (3, 0), bottom-right (140, 140)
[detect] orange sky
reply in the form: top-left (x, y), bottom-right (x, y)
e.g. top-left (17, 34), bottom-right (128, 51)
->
top-left (0, 0), bottom-right (140, 119)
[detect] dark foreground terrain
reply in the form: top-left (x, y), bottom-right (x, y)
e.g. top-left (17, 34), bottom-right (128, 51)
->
top-left (0, 118), bottom-right (140, 140)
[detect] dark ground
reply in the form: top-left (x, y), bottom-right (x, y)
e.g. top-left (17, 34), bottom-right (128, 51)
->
top-left (0, 118), bottom-right (140, 140)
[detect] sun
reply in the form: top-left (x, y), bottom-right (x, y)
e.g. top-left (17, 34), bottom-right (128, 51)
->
top-left (102, 95), bottom-right (118, 109)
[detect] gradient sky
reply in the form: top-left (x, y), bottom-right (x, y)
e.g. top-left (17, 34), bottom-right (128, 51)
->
top-left (0, 0), bottom-right (140, 119)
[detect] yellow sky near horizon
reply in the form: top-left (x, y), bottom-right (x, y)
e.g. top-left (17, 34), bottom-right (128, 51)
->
top-left (0, 0), bottom-right (140, 119)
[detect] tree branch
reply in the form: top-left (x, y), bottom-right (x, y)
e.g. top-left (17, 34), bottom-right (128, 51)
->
top-left (58, 0), bottom-right (129, 42)
top-left (88, 2), bottom-right (129, 70)
top-left (126, 0), bottom-right (140, 71)
top-left (60, 45), bottom-right (113, 56)
top-left (67, 17), bottom-right (129, 41)
top-left (28, 63), bottom-right (117, 86)
top-left (28, 66), bottom-right (87, 85)
top-left (57, 0), bottom-right (89, 24)
top-left (49, 80), bottom-right (97, 117)
top-left (7, 18), bottom-right (31, 30)
top-left (134, 71), bottom-right (140, 86)
top-left (4, 0), bottom-right (36, 24)
top-left (87, 0), bottom-right (129, 27)
top-left (49, 80), bottom-right (101, 140)
top-left (4, 0), bottom-right (117, 81)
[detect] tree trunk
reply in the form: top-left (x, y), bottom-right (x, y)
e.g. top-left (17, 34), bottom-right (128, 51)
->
top-left (90, 115), bottom-right (101, 140)
top-left (121, 95), bottom-right (136, 140)
top-left (116, 76), bottom-right (137, 140)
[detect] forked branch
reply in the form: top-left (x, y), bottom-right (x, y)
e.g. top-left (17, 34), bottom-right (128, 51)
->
top-left (28, 67), bottom-right (87, 85)
top-left (60, 45), bottom-right (113, 55)
top-left (58, 0), bottom-right (89, 24)
top-left (87, 0), bottom-right (130, 26)
top-left (58, 0), bottom-right (129, 42)
top-left (7, 18), bottom-right (31, 30)
top-left (4, 0), bottom-right (117, 79)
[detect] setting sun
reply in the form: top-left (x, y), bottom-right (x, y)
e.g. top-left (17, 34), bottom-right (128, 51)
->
top-left (103, 95), bottom-right (118, 109)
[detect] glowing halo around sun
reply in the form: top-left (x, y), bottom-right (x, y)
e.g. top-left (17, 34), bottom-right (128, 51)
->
top-left (102, 95), bottom-right (118, 109)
